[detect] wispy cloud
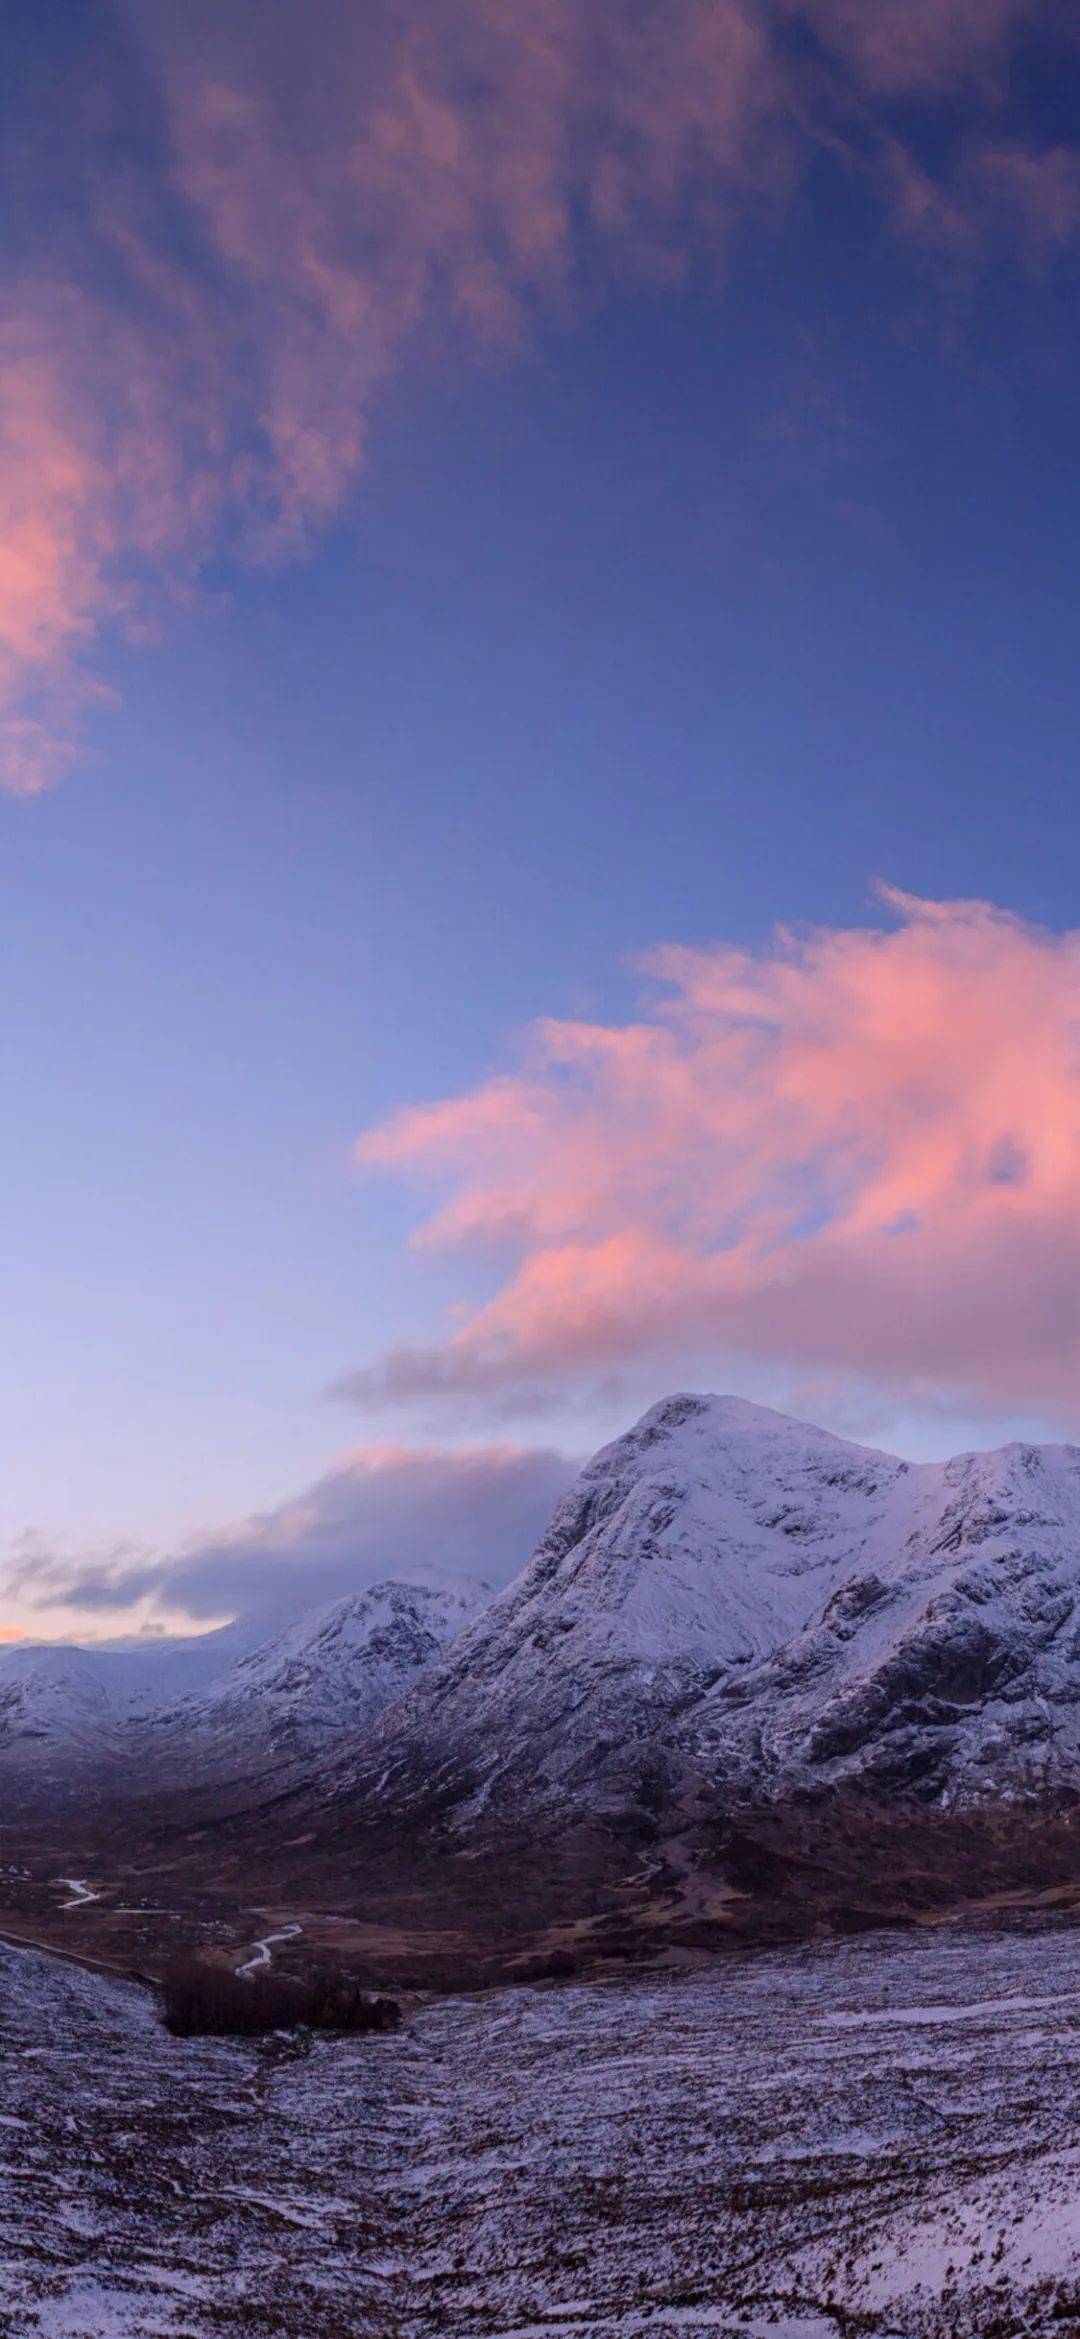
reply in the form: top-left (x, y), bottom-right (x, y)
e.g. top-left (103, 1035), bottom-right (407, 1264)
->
top-left (796, 0), bottom-right (1041, 95)
top-left (6, 1440), bottom-right (572, 1632)
top-left (347, 889), bottom-right (1080, 1428)
top-left (1, 0), bottom-right (1070, 792)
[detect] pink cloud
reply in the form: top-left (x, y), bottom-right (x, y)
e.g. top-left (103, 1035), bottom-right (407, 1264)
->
top-left (0, 333), bottom-right (113, 795)
top-left (0, 0), bottom-right (1068, 792)
top-left (351, 890), bottom-right (1080, 1424)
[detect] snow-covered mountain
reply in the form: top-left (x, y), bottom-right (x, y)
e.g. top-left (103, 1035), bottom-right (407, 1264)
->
top-left (336, 1394), bottom-right (907, 1829)
top-left (334, 1395), bottom-right (1080, 1849)
top-left (18, 1395), bottom-right (1080, 1913)
top-left (143, 1574), bottom-right (492, 1782)
top-left (0, 1623), bottom-right (255, 1755)
top-left (0, 1576), bottom-right (491, 1803)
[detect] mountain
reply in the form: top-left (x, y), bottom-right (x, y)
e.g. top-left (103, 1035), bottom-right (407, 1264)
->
top-left (17, 1397), bottom-right (1080, 1980)
top-left (0, 1576), bottom-right (491, 1810)
top-left (334, 1397), bottom-right (1080, 1837)
top-left (328, 1393), bottom-right (906, 1834)
top-left (0, 1623), bottom-right (256, 1776)
top-left (274, 1395), bottom-right (1080, 1975)
top-left (140, 1574), bottom-right (492, 1785)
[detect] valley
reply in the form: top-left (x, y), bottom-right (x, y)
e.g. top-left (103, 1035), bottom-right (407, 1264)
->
top-left (13, 1394), bottom-right (1080, 1986)
top-left (13, 1395), bottom-right (1080, 1988)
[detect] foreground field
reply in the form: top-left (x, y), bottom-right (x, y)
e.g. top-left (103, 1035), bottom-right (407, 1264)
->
top-left (4, 1924), bottom-right (1080, 2333)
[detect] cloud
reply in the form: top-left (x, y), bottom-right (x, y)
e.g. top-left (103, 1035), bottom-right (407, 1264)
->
top-left (797, 0), bottom-right (1041, 95)
top-left (349, 889), bottom-right (1080, 1428)
top-left (1, 0), bottom-right (1069, 791)
top-left (8, 1441), bottom-right (573, 1630)
top-left (973, 144), bottom-right (1080, 252)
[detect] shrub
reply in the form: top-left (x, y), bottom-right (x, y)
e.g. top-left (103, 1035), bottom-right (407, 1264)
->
top-left (159, 1955), bottom-right (402, 2040)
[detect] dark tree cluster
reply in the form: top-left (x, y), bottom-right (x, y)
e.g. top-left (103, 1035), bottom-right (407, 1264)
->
top-left (159, 1956), bottom-right (402, 2039)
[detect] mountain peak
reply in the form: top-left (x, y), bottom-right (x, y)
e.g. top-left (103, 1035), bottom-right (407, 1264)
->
top-left (609, 1389), bottom-right (892, 1468)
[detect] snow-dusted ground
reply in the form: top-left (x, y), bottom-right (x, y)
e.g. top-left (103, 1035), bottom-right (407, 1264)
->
top-left (5, 1925), bottom-right (1080, 2334)
top-left (0, 1942), bottom-right (399, 2336)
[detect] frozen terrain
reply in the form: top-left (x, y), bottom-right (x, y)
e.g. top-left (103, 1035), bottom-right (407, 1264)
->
top-left (6, 1923), bottom-right (1080, 2334)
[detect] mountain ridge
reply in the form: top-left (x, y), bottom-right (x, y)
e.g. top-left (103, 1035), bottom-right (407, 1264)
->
top-left (0, 1574), bottom-right (492, 1803)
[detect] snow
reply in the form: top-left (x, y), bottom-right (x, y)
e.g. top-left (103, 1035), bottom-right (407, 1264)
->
top-left (178, 1573), bottom-right (491, 1746)
top-left (0, 1623), bottom-right (256, 1731)
top-left (7, 1923), bottom-right (1080, 2334)
top-left (340, 1395), bottom-right (908, 1816)
top-left (0, 1624), bottom-right (259, 1790)
top-left (516, 1392), bottom-right (902, 1667)
top-left (688, 1417), bottom-right (1080, 1803)
top-left (123, 1572), bottom-right (496, 1802)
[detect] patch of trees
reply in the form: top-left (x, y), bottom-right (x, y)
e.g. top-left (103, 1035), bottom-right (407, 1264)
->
top-left (159, 1956), bottom-right (402, 2039)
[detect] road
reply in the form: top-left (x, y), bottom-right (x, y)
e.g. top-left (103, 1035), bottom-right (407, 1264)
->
top-left (236, 1920), bottom-right (303, 1977)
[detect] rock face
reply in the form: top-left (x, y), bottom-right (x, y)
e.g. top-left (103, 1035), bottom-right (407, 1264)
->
top-left (692, 1434), bottom-right (1080, 1804)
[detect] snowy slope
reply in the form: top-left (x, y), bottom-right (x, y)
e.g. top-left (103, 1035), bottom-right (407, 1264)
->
top-left (14, 1926), bottom-right (1080, 2338)
top-left (0, 1577), bottom-right (491, 1801)
top-left (0, 1623), bottom-right (255, 1760)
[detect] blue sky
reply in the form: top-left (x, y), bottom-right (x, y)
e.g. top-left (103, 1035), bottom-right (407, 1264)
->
top-left (5, 0), bottom-right (1080, 1632)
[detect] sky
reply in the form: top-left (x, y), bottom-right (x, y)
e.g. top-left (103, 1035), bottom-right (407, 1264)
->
top-left (5, 0), bottom-right (1080, 1638)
